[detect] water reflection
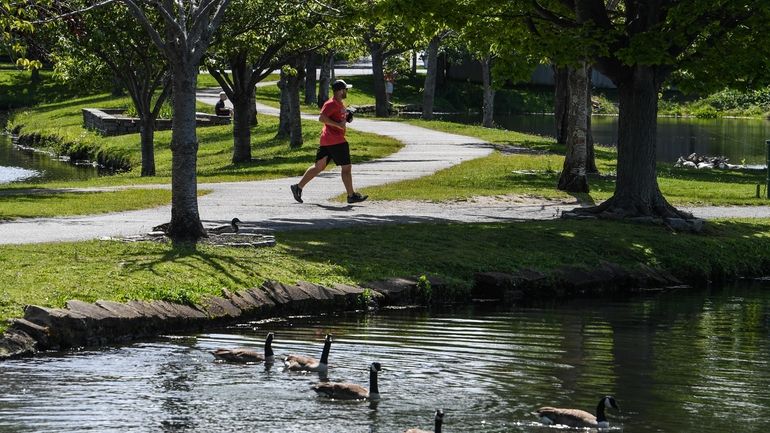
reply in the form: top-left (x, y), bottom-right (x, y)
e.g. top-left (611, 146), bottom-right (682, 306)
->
top-left (1, 281), bottom-right (769, 432)
top-left (433, 113), bottom-right (770, 165)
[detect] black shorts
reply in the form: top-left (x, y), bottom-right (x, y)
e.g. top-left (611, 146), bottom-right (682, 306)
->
top-left (316, 142), bottom-right (351, 166)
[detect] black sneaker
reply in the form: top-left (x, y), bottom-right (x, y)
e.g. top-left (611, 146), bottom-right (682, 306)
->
top-left (291, 184), bottom-right (303, 203)
top-left (347, 192), bottom-right (368, 204)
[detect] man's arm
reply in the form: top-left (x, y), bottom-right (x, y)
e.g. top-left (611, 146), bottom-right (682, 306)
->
top-left (319, 113), bottom-right (345, 131)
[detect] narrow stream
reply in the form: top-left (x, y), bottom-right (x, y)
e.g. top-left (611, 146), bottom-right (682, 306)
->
top-left (1, 281), bottom-right (769, 432)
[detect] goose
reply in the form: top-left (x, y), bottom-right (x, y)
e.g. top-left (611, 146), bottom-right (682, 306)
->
top-left (211, 332), bottom-right (274, 364)
top-left (312, 362), bottom-right (382, 400)
top-left (284, 334), bottom-right (332, 372)
top-left (533, 395), bottom-right (619, 429)
top-left (404, 409), bottom-right (444, 433)
top-left (151, 222), bottom-right (170, 233)
top-left (208, 218), bottom-right (241, 234)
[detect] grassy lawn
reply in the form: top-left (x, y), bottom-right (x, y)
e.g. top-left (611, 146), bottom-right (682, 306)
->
top-left (0, 189), bottom-right (178, 220)
top-left (0, 64), bottom-right (102, 108)
top-left (357, 119), bottom-right (770, 206)
top-left (2, 217), bottom-right (769, 332)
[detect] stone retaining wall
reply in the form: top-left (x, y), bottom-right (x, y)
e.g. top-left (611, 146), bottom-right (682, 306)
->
top-left (82, 108), bottom-right (231, 136)
top-left (0, 264), bottom-right (691, 360)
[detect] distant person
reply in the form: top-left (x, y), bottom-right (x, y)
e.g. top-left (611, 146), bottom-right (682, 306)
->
top-left (384, 71), bottom-right (396, 105)
top-left (215, 91), bottom-right (231, 116)
top-left (290, 79), bottom-right (368, 204)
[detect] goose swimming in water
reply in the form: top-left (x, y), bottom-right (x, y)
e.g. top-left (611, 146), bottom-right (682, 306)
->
top-left (404, 409), bottom-right (444, 433)
top-left (312, 362), bottom-right (382, 400)
top-left (211, 332), bottom-right (274, 364)
top-left (284, 334), bottom-right (332, 372)
top-left (533, 395), bottom-right (619, 429)
top-left (209, 218), bottom-right (241, 234)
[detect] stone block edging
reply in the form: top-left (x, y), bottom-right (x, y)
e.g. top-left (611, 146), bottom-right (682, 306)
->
top-left (0, 263), bottom-right (692, 360)
top-left (0, 280), bottom-right (375, 360)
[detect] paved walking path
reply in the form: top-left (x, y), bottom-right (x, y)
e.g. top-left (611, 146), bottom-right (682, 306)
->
top-left (1, 89), bottom-right (769, 245)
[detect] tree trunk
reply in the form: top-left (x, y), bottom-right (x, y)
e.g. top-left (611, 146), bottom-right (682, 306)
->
top-left (575, 66), bottom-right (688, 219)
top-left (139, 116), bottom-right (156, 176)
top-left (481, 56), bottom-right (495, 128)
top-left (557, 63), bottom-right (589, 193)
top-left (370, 43), bottom-right (389, 117)
top-left (276, 71), bottom-right (290, 139)
top-left (411, 50), bottom-right (417, 75)
top-left (317, 51), bottom-right (333, 107)
top-left (168, 67), bottom-right (205, 241)
top-left (287, 58), bottom-right (304, 148)
top-left (228, 55), bottom-right (253, 163)
top-left (553, 65), bottom-right (569, 145)
top-left (421, 35), bottom-right (441, 120)
top-left (232, 95), bottom-right (252, 162)
top-left (586, 66), bottom-right (598, 173)
top-left (249, 89), bottom-right (258, 127)
top-left (305, 53), bottom-right (317, 106)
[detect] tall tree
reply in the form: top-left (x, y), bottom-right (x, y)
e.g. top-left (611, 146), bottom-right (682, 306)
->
top-left (557, 62), bottom-right (589, 192)
top-left (352, 0), bottom-right (418, 116)
top-left (53, 1), bottom-right (170, 176)
top-left (122, 0), bottom-right (230, 242)
top-left (206, 0), bottom-right (323, 162)
top-left (529, 0), bottom-right (770, 220)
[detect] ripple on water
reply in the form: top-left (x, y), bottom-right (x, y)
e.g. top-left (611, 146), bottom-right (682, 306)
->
top-left (1, 283), bottom-right (770, 432)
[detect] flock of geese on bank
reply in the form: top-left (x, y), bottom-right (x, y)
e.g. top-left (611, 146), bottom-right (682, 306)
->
top-left (211, 333), bottom-right (620, 432)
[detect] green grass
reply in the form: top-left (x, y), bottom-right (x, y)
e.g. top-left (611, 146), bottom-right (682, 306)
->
top-left (357, 120), bottom-right (770, 206)
top-left (197, 72), bottom-right (281, 90)
top-left (6, 93), bottom-right (402, 189)
top-left (0, 189), bottom-right (177, 220)
top-left (2, 217), bottom-right (770, 331)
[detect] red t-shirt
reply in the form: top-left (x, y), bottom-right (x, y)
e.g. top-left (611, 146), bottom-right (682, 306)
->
top-left (320, 98), bottom-right (346, 146)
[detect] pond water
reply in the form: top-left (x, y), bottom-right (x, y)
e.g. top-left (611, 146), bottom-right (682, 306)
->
top-left (436, 113), bottom-right (770, 166)
top-left (1, 281), bottom-right (769, 432)
top-left (0, 133), bottom-right (100, 185)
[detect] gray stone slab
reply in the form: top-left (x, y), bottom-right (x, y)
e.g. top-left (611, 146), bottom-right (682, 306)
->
top-left (66, 300), bottom-right (113, 320)
top-left (95, 300), bottom-right (144, 319)
top-left (198, 296), bottom-right (242, 318)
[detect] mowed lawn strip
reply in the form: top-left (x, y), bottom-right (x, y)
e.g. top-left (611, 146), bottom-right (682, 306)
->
top-left (357, 119), bottom-right (768, 206)
top-left (0, 189), bottom-right (180, 220)
top-left (2, 218), bottom-right (770, 332)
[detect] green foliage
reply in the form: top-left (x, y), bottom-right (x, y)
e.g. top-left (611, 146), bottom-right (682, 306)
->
top-left (416, 274), bottom-right (432, 303)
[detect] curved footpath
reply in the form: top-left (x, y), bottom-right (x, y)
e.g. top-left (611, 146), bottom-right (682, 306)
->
top-left (1, 89), bottom-right (770, 245)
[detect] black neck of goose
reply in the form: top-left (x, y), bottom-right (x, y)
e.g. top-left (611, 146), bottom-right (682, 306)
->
top-left (596, 399), bottom-right (607, 422)
top-left (264, 338), bottom-right (273, 358)
top-left (320, 340), bottom-right (331, 364)
top-left (369, 368), bottom-right (379, 395)
top-left (435, 416), bottom-right (442, 433)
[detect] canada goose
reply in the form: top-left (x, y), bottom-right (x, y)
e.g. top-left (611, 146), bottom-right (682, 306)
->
top-left (151, 222), bottom-right (170, 233)
top-left (533, 395), bottom-right (619, 429)
top-left (209, 218), bottom-right (241, 234)
top-left (312, 362), bottom-right (382, 400)
top-left (284, 334), bottom-right (332, 372)
top-left (404, 409), bottom-right (444, 433)
top-left (211, 332), bottom-right (274, 364)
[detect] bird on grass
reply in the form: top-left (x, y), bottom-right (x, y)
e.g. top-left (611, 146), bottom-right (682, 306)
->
top-left (210, 332), bottom-right (274, 364)
top-left (404, 409), bottom-right (444, 433)
top-left (208, 218), bottom-right (241, 234)
top-left (284, 334), bottom-right (332, 373)
top-left (312, 362), bottom-right (382, 401)
top-left (533, 395), bottom-right (620, 429)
